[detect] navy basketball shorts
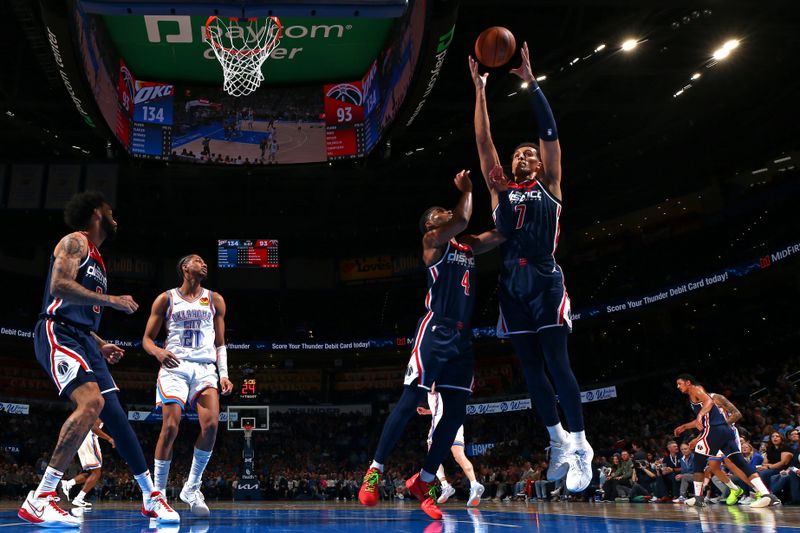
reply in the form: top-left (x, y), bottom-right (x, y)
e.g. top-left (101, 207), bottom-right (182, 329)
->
top-left (34, 319), bottom-right (118, 398)
top-left (404, 313), bottom-right (474, 393)
top-left (694, 423), bottom-right (740, 458)
top-left (497, 260), bottom-right (572, 336)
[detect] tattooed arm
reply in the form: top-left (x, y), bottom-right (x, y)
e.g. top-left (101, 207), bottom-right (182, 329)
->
top-left (49, 232), bottom-right (138, 313)
top-left (713, 393), bottom-right (743, 425)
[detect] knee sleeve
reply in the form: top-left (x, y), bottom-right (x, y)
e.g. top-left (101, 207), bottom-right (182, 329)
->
top-left (513, 333), bottom-right (559, 426)
top-left (99, 392), bottom-right (148, 475)
top-left (727, 453), bottom-right (756, 478)
top-left (374, 385), bottom-right (426, 464)
top-left (539, 326), bottom-right (584, 431)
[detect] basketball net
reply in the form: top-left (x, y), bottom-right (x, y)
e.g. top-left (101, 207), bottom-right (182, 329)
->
top-left (243, 423), bottom-right (254, 445)
top-left (205, 16), bottom-right (283, 97)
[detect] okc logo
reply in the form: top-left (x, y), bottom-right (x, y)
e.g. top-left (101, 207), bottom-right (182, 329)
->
top-left (326, 84), bottom-right (362, 106)
top-left (57, 361), bottom-right (70, 376)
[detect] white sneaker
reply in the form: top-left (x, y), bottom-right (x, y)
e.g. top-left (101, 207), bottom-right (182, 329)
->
top-left (60, 479), bottom-right (75, 502)
top-left (142, 491), bottom-right (181, 522)
top-left (72, 498), bottom-right (92, 509)
top-left (739, 496), bottom-right (753, 505)
top-left (18, 490), bottom-right (81, 527)
top-left (546, 440), bottom-right (571, 481)
top-left (180, 484), bottom-right (210, 517)
top-left (566, 440), bottom-right (594, 493)
top-left (750, 493), bottom-right (782, 508)
top-left (468, 483), bottom-right (484, 507)
top-left (672, 496), bottom-right (686, 503)
top-left (437, 484), bottom-right (456, 504)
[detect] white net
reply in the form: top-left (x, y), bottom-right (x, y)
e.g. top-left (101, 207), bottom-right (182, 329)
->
top-left (205, 16), bottom-right (282, 97)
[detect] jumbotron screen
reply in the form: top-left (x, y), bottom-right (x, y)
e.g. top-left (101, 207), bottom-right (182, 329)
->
top-left (218, 239), bottom-right (279, 269)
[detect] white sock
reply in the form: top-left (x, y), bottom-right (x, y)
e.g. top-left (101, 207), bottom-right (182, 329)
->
top-left (571, 430), bottom-right (588, 445)
top-left (153, 459), bottom-right (171, 493)
top-left (751, 477), bottom-right (769, 495)
top-left (436, 465), bottom-right (448, 484)
top-left (470, 480), bottom-right (482, 489)
top-left (35, 466), bottom-right (64, 497)
top-left (63, 478), bottom-right (75, 490)
top-left (547, 423), bottom-right (569, 444)
top-left (725, 480), bottom-right (738, 491)
top-left (75, 490), bottom-right (87, 502)
top-left (134, 470), bottom-right (156, 499)
top-left (186, 448), bottom-right (213, 488)
top-left (693, 481), bottom-right (703, 497)
top-left (369, 461), bottom-right (384, 473)
top-left (420, 469), bottom-right (436, 483)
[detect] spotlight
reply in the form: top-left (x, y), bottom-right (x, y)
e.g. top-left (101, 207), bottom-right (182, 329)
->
top-left (713, 47), bottom-right (730, 60)
top-left (535, 75), bottom-right (547, 82)
top-left (595, 44), bottom-right (606, 52)
top-left (520, 82), bottom-right (529, 89)
top-left (621, 39), bottom-right (638, 52)
top-left (691, 72), bottom-right (701, 80)
top-left (723, 39), bottom-right (740, 50)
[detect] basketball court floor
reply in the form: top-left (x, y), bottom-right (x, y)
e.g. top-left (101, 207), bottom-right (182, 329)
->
top-left (0, 501), bottom-right (797, 532)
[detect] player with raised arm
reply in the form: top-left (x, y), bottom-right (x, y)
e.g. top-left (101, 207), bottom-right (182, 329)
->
top-left (417, 385), bottom-right (485, 506)
top-left (60, 418), bottom-right (114, 510)
top-left (143, 254), bottom-right (234, 517)
top-left (674, 374), bottom-right (779, 508)
top-left (21, 191), bottom-right (178, 527)
top-left (358, 171), bottom-right (504, 520)
top-left (469, 43), bottom-right (592, 492)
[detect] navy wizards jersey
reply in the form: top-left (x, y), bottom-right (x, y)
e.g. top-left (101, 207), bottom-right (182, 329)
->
top-left (690, 399), bottom-right (728, 427)
top-left (425, 240), bottom-right (476, 327)
top-left (495, 180), bottom-right (562, 263)
top-left (40, 236), bottom-right (107, 331)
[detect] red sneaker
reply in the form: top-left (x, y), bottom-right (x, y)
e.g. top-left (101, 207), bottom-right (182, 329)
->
top-left (405, 473), bottom-right (443, 520)
top-left (358, 467), bottom-right (382, 507)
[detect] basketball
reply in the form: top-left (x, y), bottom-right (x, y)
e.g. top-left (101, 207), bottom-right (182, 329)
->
top-left (475, 26), bottom-right (516, 67)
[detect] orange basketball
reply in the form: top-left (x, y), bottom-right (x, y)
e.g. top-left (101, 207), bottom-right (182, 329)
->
top-left (475, 27), bottom-right (516, 68)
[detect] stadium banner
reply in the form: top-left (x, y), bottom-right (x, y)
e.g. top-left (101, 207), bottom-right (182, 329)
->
top-left (268, 404), bottom-right (371, 415)
top-left (466, 443), bottom-right (496, 457)
top-left (339, 255), bottom-right (393, 282)
top-left (128, 410), bottom-right (232, 423)
top-left (3, 239), bottom-right (799, 351)
top-left (467, 387), bottom-right (617, 416)
top-left (0, 402), bottom-right (30, 415)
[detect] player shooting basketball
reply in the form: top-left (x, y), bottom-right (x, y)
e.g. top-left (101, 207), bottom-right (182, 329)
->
top-left (469, 41), bottom-right (593, 493)
top-left (142, 254), bottom-right (233, 517)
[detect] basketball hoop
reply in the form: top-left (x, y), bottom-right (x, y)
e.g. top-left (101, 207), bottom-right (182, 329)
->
top-left (205, 16), bottom-right (283, 97)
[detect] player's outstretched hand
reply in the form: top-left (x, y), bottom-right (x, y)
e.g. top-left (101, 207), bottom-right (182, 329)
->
top-left (489, 165), bottom-right (508, 191)
top-left (673, 425), bottom-right (683, 437)
top-left (468, 56), bottom-right (488, 91)
top-left (156, 349), bottom-right (180, 369)
top-left (220, 377), bottom-right (234, 396)
top-left (416, 407), bottom-right (432, 416)
top-left (454, 169), bottom-right (472, 193)
top-left (109, 295), bottom-right (139, 314)
top-left (510, 42), bottom-right (535, 84)
top-left (100, 343), bottom-right (125, 365)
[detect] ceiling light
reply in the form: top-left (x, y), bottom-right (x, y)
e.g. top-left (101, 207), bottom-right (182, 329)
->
top-left (535, 75), bottom-right (547, 82)
top-left (713, 47), bottom-right (730, 60)
top-left (691, 72), bottom-right (701, 80)
top-left (621, 39), bottom-right (638, 51)
top-left (595, 44), bottom-right (606, 52)
top-left (723, 39), bottom-right (740, 51)
top-left (520, 82), bottom-right (529, 89)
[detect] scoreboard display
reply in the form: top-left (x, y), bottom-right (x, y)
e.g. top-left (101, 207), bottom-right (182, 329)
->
top-left (324, 81), bottom-right (365, 160)
top-left (218, 239), bottom-right (279, 269)
top-left (130, 122), bottom-right (172, 160)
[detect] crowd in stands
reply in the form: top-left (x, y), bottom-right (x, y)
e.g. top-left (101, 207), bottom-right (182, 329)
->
top-left (2, 352), bottom-right (800, 506)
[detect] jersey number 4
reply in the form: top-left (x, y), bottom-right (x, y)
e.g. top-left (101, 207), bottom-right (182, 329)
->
top-left (514, 204), bottom-right (526, 229)
top-left (461, 271), bottom-right (471, 296)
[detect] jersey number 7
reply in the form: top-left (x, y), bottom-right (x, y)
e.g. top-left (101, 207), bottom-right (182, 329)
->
top-left (514, 204), bottom-right (526, 229)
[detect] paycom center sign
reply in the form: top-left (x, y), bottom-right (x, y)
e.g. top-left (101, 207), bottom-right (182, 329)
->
top-left (101, 15), bottom-right (393, 84)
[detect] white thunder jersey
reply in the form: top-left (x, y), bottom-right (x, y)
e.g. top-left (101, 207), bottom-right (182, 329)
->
top-left (165, 288), bottom-right (217, 363)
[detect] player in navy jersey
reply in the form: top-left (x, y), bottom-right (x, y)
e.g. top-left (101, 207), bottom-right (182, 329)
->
top-left (20, 191), bottom-right (179, 527)
top-left (673, 374), bottom-right (779, 507)
top-left (469, 43), bottom-right (592, 492)
top-left (358, 170), bottom-right (504, 520)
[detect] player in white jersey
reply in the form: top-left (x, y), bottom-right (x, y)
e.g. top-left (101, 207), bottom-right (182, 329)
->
top-left (60, 419), bottom-right (114, 509)
top-left (417, 385), bottom-right (485, 507)
top-left (142, 254), bottom-right (233, 516)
